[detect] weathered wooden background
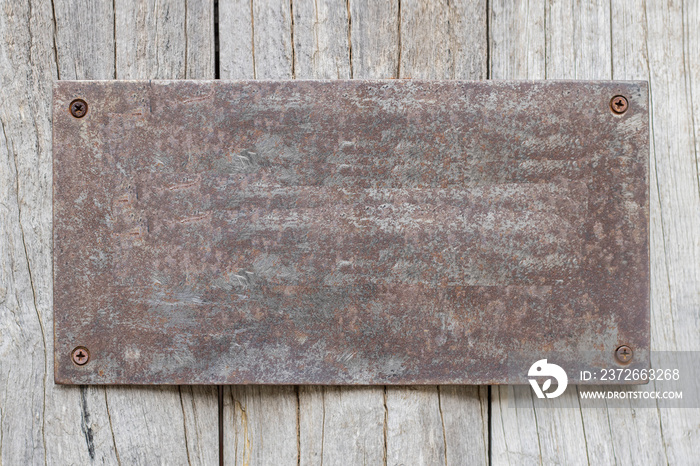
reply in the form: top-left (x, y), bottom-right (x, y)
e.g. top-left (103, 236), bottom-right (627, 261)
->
top-left (1, 0), bottom-right (698, 464)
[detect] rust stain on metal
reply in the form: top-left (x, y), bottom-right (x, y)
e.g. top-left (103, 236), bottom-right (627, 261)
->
top-left (53, 80), bottom-right (650, 385)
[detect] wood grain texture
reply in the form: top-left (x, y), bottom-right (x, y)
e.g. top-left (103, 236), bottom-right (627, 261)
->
top-left (294, 4), bottom-right (390, 464)
top-left (388, 1), bottom-right (489, 464)
top-left (399, 0), bottom-right (487, 80)
top-left (490, 0), bottom-right (700, 464)
top-left (2, 0), bottom-right (698, 463)
top-left (348, 0), bottom-right (400, 78)
top-left (219, 1), bottom-right (488, 464)
top-left (224, 386), bottom-right (299, 465)
top-left (386, 1), bottom-right (489, 464)
top-left (0, 0), bottom-right (218, 463)
top-left (292, 0), bottom-right (351, 79)
top-left (219, 2), bottom-right (301, 465)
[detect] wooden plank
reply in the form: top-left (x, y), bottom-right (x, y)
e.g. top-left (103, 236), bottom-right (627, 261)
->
top-left (490, 2), bottom-right (618, 465)
top-left (218, 1), bottom-right (489, 463)
top-left (109, 2), bottom-right (219, 461)
top-left (292, 0), bottom-right (351, 79)
top-left (224, 386), bottom-right (298, 465)
top-left (0, 1), bottom-right (102, 463)
top-left (349, 0), bottom-right (399, 78)
top-left (641, 0), bottom-right (700, 462)
top-left (399, 0), bottom-right (487, 80)
top-left (0, 0), bottom-right (217, 463)
top-left (296, 3), bottom-right (390, 463)
top-left (219, 3), bottom-right (300, 464)
top-left (298, 386), bottom-right (386, 465)
top-left (490, 0), bottom-right (700, 464)
top-left (386, 1), bottom-right (489, 465)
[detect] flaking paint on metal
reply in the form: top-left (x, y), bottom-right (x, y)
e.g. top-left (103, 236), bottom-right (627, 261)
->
top-left (52, 80), bottom-right (650, 385)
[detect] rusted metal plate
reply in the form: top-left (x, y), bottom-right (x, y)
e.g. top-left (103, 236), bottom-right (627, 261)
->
top-left (53, 80), bottom-right (649, 385)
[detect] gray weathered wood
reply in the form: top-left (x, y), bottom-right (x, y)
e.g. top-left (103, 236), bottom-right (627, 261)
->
top-left (298, 386), bottom-right (386, 465)
top-left (490, 0), bottom-right (700, 464)
top-left (219, 2), bottom-right (300, 464)
top-left (0, 0), bottom-right (218, 463)
top-left (295, 3), bottom-right (390, 463)
top-left (224, 386), bottom-right (299, 465)
top-left (387, 2), bottom-right (489, 464)
top-left (3, 0), bottom-right (699, 464)
top-left (294, 3), bottom-right (387, 463)
top-left (218, 2), bottom-right (488, 464)
top-left (399, 0), bottom-right (487, 80)
top-left (349, 0), bottom-right (400, 78)
top-left (292, 0), bottom-right (351, 79)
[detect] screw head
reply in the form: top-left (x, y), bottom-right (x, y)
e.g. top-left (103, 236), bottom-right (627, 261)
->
top-left (69, 99), bottom-right (88, 118)
top-left (615, 345), bottom-right (633, 364)
top-left (610, 95), bottom-right (628, 114)
top-left (71, 346), bottom-right (90, 366)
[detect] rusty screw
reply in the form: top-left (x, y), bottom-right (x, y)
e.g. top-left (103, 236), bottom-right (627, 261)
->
top-left (69, 99), bottom-right (88, 118)
top-left (71, 346), bottom-right (90, 366)
top-left (610, 95), bottom-right (628, 114)
top-left (615, 345), bottom-right (633, 364)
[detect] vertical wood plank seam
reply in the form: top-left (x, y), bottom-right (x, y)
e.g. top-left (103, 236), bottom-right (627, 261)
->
top-left (103, 388), bottom-right (122, 465)
top-left (79, 387), bottom-right (96, 460)
top-left (487, 386), bottom-right (492, 465)
top-left (296, 386), bottom-right (301, 465)
top-left (214, 0), bottom-right (220, 79)
top-left (249, 0), bottom-right (257, 79)
top-left (213, 2), bottom-right (222, 462)
top-left (573, 387), bottom-right (591, 465)
top-left (113, 0), bottom-right (117, 78)
top-left (680, 0), bottom-right (700, 198)
top-left (382, 386), bottom-right (388, 465)
top-left (486, 2), bottom-right (492, 461)
top-left (184, 0), bottom-right (189, 78)
top-left (346, 0), bottom-right (353, 78)
top-left (485, 0), bottom-right (490, 79)
top-left (50, 0), bottom-right (60, 79)
top-left (218, 386), bottom-right (223, 466)
top-left (178, 387), bottom-right (193, 466)
top-left (290, 0), bottom-right (296, 79)
top-left (437, 386), bottom-right (448, 466)
top-left (396, 0), bottom-right (402, 78)
top-left (642, 0), bottom-right (676, 343)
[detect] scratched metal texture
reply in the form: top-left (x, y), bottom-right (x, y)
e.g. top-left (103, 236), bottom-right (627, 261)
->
top-left (53, 80), bottom-right (649, 385)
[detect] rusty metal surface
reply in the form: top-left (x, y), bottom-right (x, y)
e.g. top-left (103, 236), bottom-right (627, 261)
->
top-left (53, 80), bottom-right (650, 385)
